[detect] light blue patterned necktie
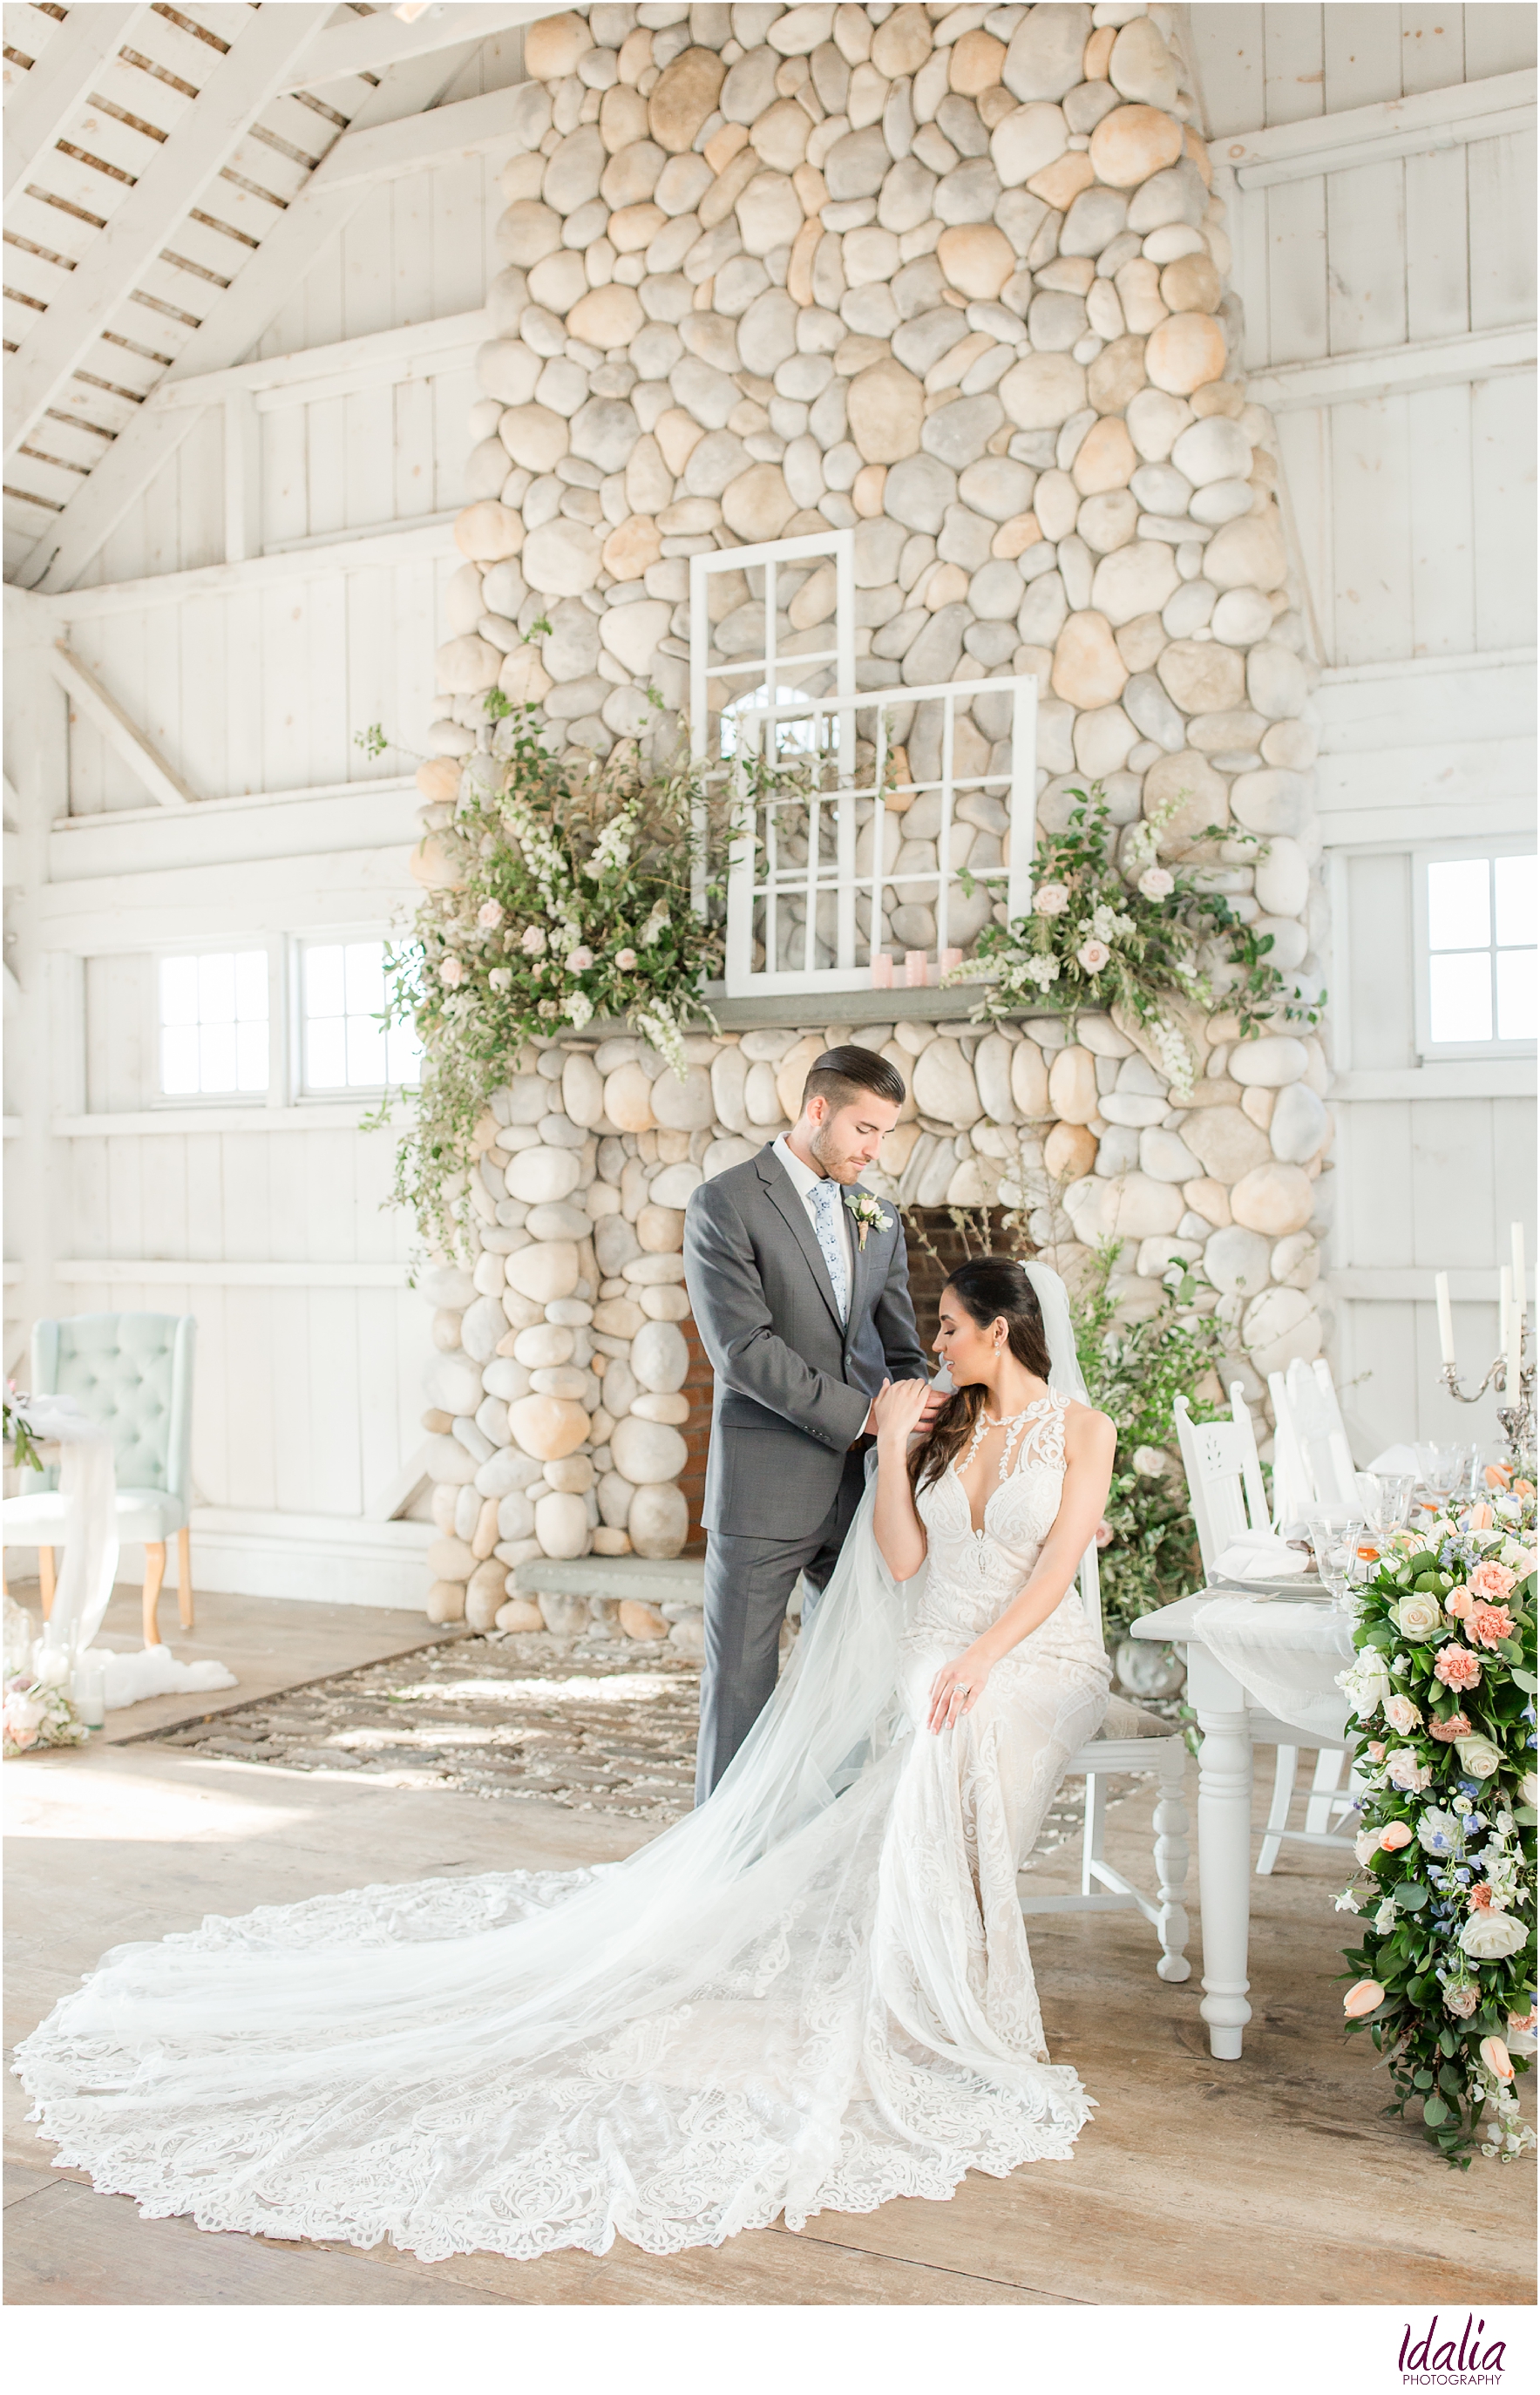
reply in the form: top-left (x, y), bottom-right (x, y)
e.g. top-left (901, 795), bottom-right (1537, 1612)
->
top-left (810, 1175), bottom-right (849, 1323)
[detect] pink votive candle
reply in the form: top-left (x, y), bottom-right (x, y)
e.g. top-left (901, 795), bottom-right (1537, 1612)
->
top-left (939, 947), bottom-right (962, 975)
top-left (869, 953), bottom-right (894, 988)
top-left (904, 951), bottom-right (929, 987)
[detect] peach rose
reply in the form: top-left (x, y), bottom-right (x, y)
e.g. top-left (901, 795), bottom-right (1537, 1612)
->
top-left (1384, 1695), bottom-right (1422, 1733)
top-left (1434, 1645), bottom-right (1482, 1691)
top-left (1509, 2010), bottom-right (1537, 2034)
top-left (1344, 1980), bottom-right (1387, 2018)
top-left (1469, 1559), bottom-right (1516, 1601)
top-left (1428, 1712), bottom-right (1471, 1742)
top-left (1379, 1822), bottom-right (1414, 1852)
top-left (1468, 1602), bottom-right (1515, 1649)
top-left (1479, 2035), bottom-right (1514, 2081)
top-left (1445, 1587), bottom-right (1475, 1618)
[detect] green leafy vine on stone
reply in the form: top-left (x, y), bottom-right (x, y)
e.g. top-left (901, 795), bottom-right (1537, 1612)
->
top-left (374, 702), bottom-right (731, 1255)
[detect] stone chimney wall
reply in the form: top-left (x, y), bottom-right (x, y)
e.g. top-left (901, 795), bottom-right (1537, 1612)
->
top-left (416, 4), bottom-right (1335, 1639)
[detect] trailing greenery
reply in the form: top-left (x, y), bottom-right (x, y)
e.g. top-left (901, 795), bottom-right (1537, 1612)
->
top-left (953, 788), bottom-right (1323, 1098)
top-left (1069, 1240), bottom-right (1232, 1640)
top-left (378, 702), bottom-right (726, 1251)
top-left (1335, 1488), bottom-right (1537, 2166)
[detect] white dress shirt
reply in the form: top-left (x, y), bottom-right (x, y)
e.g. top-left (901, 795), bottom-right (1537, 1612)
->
top-left (772, 1133), bottom-right (852, 1290)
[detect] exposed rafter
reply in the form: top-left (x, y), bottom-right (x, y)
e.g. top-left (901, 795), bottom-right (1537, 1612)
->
top-left (278, 3), bottom-right (546, 92)
top-left (3, 3), bottom-right (336, 466)
top-left (2, 3), bottom-right (150, 209)
top-left (13, 43), bottom-right (492, 595)
top-left (47, 643), bottom-right (197, 808)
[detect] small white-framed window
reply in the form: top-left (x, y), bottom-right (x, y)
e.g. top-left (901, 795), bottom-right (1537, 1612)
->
top-left (299, 940), bottom-right (421, 1093)
top-left (158, 949), bottom-right (268, 1097)
top-left (1414, 842), bottom-right (1537, 1058)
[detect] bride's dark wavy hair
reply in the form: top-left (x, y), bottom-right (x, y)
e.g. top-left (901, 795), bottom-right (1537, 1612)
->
top-left (909, 1258), bottom-right (1054, 1495)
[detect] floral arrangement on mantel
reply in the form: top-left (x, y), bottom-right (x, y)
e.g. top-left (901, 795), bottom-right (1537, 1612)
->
top-left (1335, 1484), bottom-right (1537, 2165)
top-left (950, 789), bottom-right (1322, 1100)
top-left (382, 702), bottom-right (727, 1247)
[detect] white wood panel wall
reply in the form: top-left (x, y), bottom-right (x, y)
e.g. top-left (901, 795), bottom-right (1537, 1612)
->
top-left (0, 105), bottom-right (533, 1599)
top-left (1186, 3), bottom-right (1537, 1466)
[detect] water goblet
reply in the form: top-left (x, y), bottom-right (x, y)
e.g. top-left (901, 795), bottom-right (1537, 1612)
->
top-left (1370, 1473), bottom-right (1415, 1532)
top-left (1425, 1444), bottom-right (1470, 1502)
top-left (1308, 1508), bottom-right (1367, 1612)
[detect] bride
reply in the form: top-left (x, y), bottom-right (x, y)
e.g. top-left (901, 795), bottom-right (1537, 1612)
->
top-left (16, 1258), bottom-right (1116, 2263)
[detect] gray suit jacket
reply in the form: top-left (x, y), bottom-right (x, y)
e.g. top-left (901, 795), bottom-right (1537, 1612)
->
top-left (683, 1143), bottom-right (930, 1539)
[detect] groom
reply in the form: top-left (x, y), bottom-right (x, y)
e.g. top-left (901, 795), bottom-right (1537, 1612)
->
top-left (683, 1045), bottom-right (937, 1802)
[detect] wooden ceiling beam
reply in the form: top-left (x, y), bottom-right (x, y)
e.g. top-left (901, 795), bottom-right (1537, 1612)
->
top-left (2, 5), bottom-right (152, 209)
top-left (12, 43), bottom-right (485, 595)
top-left (3, 3), bottom-right (335, 465)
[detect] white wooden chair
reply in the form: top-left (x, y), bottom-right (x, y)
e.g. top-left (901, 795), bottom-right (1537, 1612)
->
top-left (1268, 1356), bottom-right (1358, 1516)
top-left (1263, 1359), bottom-right (1365, 1849)
top-left (1019, 1543), bottom-right (1191, 1983)
top-left (1173, 1386), bottom-right (1356, 1877)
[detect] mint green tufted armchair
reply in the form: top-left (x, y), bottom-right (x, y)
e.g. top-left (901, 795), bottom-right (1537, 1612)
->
top-left (5, 1313), bottom-right (196, 1646)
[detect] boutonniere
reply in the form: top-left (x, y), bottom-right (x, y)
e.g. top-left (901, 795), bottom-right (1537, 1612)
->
top-left (845, 1191), bottom-right (892, 1250)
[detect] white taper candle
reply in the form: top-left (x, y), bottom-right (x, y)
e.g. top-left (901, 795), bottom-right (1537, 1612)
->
top-left (1435, 1272), bottom-right (1455, 1365)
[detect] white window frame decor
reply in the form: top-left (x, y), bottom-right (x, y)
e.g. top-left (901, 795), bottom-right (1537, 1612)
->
top-left (1413, 837), bottom-right (1537, 1062)
top-left (689, 528), bottom-right (1037, 996)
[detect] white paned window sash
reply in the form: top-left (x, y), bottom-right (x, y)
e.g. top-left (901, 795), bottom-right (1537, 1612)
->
top-left (157, 948), bottom-right (269, 1099)
top-left (688, 530), bottom-right (1037, 996)
top-left (1414, 841), bottom-right (1537, 1058)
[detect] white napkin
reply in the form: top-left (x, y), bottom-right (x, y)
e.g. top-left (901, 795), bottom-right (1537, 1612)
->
top-left (1214, 1530), bottom-right (1308, 1580)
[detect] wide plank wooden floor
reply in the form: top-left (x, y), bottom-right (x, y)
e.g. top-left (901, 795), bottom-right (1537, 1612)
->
top-left (5, 1590), bottom-right (1535, 2306)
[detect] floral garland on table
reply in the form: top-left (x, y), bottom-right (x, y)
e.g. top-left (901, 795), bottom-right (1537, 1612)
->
top-left (379, 703), bottom-right (728, 1251)
top-left (1334, 1482), bottom-right (1537, 2165)
top-left (949, 788), bottom-right (1322, 1100)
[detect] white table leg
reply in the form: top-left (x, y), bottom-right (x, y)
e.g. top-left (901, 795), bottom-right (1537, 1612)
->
top-left (1190, 1645), bottom-right (1254, 2062)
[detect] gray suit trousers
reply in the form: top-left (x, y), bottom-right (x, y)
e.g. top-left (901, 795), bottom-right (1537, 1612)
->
top-left (695, 1445), bottom-right (870, 1806)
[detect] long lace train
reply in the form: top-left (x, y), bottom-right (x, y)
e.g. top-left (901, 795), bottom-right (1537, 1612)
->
top-left (16, 1390), bottom-right (1108, 2263)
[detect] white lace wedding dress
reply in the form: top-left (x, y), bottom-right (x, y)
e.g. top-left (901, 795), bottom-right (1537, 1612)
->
top-left (16, 1390), bottom-right (1110, 2264)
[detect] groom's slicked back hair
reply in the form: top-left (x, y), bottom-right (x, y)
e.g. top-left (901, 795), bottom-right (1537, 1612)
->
top-left (801, 1045), bottom-right (906, 1116)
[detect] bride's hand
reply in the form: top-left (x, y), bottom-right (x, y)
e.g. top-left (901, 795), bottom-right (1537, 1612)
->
top-left (871, 1376), bottom-right (933, 1442)
top-left (928, 1645), bottom-right (993, 1734)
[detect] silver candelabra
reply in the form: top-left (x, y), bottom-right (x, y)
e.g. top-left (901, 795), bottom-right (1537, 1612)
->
top-left (1440, 1327), bottom-right (1535, 1471)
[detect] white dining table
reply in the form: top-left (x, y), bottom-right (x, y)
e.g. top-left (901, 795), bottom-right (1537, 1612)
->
top-left (1130, 1588), bottom-right (1357, 2061)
